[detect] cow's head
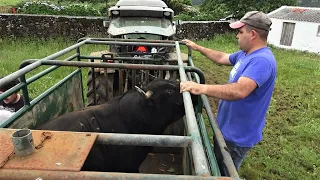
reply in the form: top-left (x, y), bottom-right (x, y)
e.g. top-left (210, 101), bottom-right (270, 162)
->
top-left (139, 79), bottom-right (198, 131)
top-left (144, 79), bottom-right (183, 105)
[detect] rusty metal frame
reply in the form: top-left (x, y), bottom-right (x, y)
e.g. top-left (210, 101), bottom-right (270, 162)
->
top-left (0, 169), bottom-right (237, 180)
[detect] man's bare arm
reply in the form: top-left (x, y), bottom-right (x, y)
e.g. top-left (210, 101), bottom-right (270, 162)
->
top-left (180, 77), bottom-right (257, 100)
top-left (182, 39), bottom-right (231, 65)
top-left (196, 45), bottom-right (231, 65)
top-left (202, 77), bottom-right (257, 100)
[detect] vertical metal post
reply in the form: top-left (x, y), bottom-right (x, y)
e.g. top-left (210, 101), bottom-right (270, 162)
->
top-left (187, 48), bottom-right (239, 178)
top-left (19, 75), bottom-right (30, 106)
top-left (90, 58), bottom-right (97, 105)
top-left (175, 41), bottom-right (210, 176)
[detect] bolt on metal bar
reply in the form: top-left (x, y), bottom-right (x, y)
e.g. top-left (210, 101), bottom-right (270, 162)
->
top-left (96, 133), bottom-right (192, 147)
top-left (175, 41), bottom-right (210, 176)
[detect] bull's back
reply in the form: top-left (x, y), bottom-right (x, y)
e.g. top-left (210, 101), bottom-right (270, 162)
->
top-left (37, 104), bottom-right (108, 132)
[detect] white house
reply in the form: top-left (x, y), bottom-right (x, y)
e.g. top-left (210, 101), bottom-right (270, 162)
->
top-left (267, 6), bottom-right (320, 54)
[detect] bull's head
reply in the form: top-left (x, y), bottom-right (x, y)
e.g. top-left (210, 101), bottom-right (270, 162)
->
top-left (141, 79), bottom-right (198, 126)
top-left (142, 79), bottom-right (198, 105)
top-left (144, 79), bottom-right (183, 104)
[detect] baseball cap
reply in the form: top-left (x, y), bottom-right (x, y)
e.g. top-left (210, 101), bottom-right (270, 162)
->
top-left (229, 11), bottom-right (272, 31)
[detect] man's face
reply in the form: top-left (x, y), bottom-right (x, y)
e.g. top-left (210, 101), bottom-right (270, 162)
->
top-left (236, 25), bottom-right (252, 53)
top-left (0, 90), bottom-right (17, 104)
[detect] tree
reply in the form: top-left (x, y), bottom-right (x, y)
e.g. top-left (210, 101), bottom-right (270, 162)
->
top-left (213, 0), bottom-right (298, 18)
top-left (162, 0), bottom-right (193, 14)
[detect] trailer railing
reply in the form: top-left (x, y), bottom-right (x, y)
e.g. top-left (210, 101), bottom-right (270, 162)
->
top-left (0, 38), bottom-right (239, 179)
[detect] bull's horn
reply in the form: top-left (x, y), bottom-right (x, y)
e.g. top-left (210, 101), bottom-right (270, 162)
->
top-left (135, 86), bottom-right (146, 96)
top-left (145, 91), bottom-right (153, 98)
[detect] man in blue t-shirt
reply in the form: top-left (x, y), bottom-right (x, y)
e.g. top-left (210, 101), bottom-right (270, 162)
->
top-left (180, 11), bottom-right (277, 173)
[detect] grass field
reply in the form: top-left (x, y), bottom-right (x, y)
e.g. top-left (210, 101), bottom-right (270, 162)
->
top-left (0, 35), bottom-right (319, 179)
top-left (0, 0), bottom-right (22, 6)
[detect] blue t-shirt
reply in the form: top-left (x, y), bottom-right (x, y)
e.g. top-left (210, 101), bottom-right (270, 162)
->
top-left (216, 47), bottom-right (277, 147)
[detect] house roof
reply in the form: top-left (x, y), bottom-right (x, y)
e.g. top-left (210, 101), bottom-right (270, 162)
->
top-left (268, 6), bottom-right (320, 23)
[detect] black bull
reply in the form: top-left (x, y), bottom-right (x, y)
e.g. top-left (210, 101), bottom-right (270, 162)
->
top-left (38, 79), bottom-right (197, 173)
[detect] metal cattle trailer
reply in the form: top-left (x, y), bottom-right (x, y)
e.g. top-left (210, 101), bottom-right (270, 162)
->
top-left (0, 38), bottom-right (239, 179)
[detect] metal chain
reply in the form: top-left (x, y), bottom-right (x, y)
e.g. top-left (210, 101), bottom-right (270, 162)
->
top-left (0, 131), bottom-right (52, 168)
top-left (0, 151), bottom-right (14, 168)
top-left (35, 132), bottom-right (52, 149)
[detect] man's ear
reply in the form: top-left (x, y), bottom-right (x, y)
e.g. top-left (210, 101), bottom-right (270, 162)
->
top-left (251, 30), bottom-right (258, 40)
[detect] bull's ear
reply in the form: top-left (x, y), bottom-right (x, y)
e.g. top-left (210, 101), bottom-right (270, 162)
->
top-left (145, 91), bottom-right (153, 99)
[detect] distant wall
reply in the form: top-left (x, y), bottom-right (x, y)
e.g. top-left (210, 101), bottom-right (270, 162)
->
top-left (0, 14), bottom-right (235, 40)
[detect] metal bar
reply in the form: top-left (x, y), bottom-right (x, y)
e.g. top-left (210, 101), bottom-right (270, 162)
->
top-left (0, 53), bottom-right (77, 101)
top-left (0, 61), bottom-right (42, 87)
top-left (43, 39), bottom-right (89, 61)
top-left (13, 53), bottom-right (78, 106)
top-left (197, 112), bottom-right (221, 176)
top-left (19, 60), bottom-right (205, 83)
top-left (0, 169), bottom-right (236, 180)
top-left (186, 47), bottom-right (239, 178)
top-left (96, 133), bottom-right (192, 147)
top-left (90, 58), bottom-right (97, 105)
top-left (186, 51), bottom-right (220, 176)
top-left (201, 95), bottom-right (239, 178)
top-left (76, 46), bottom-right (85, 106)
top-left (19, 75), bottom-right (30, 106)
top-left (21, 54), bottom-right (78, 85)
top-left (175, 41), bottom-right (210, 176)
top-left (2, 38), bottom-right (88, 87)
top-left (80, 55), bottom-right (166, 62)
top-left (86, 40), bottom-right (176, 47)
top-left (86, 37), bottom-right (179, 44)
top-left (132, 69), bottom-right (136, 89)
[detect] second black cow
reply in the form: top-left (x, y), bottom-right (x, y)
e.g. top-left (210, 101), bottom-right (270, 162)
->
top-left (38, 79), bottom-right (195, 173)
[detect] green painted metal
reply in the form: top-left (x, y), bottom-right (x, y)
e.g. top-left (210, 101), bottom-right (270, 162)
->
top-left (187, 51), bottom-right (221, 176)
top-left (2, 70), bottom-right (84, 129)
top-left (197, 113), bottom-right (221, 176)
top-left (187, 49), bottom-right (239, 178)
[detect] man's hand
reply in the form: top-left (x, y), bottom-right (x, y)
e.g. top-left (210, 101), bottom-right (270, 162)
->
top-left (182, 39), bottom-right (199, 51)
top-left (180, 81), bottom-right (206, 95)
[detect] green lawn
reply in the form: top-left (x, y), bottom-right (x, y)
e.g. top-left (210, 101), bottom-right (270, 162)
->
top-left (0, 0), bottom-right (22, 6)
top-left (0, 35), bottom-right (319, 180)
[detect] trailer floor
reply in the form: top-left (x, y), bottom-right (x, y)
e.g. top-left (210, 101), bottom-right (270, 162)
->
top-left (139, 153), bottom-right (183, 175)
